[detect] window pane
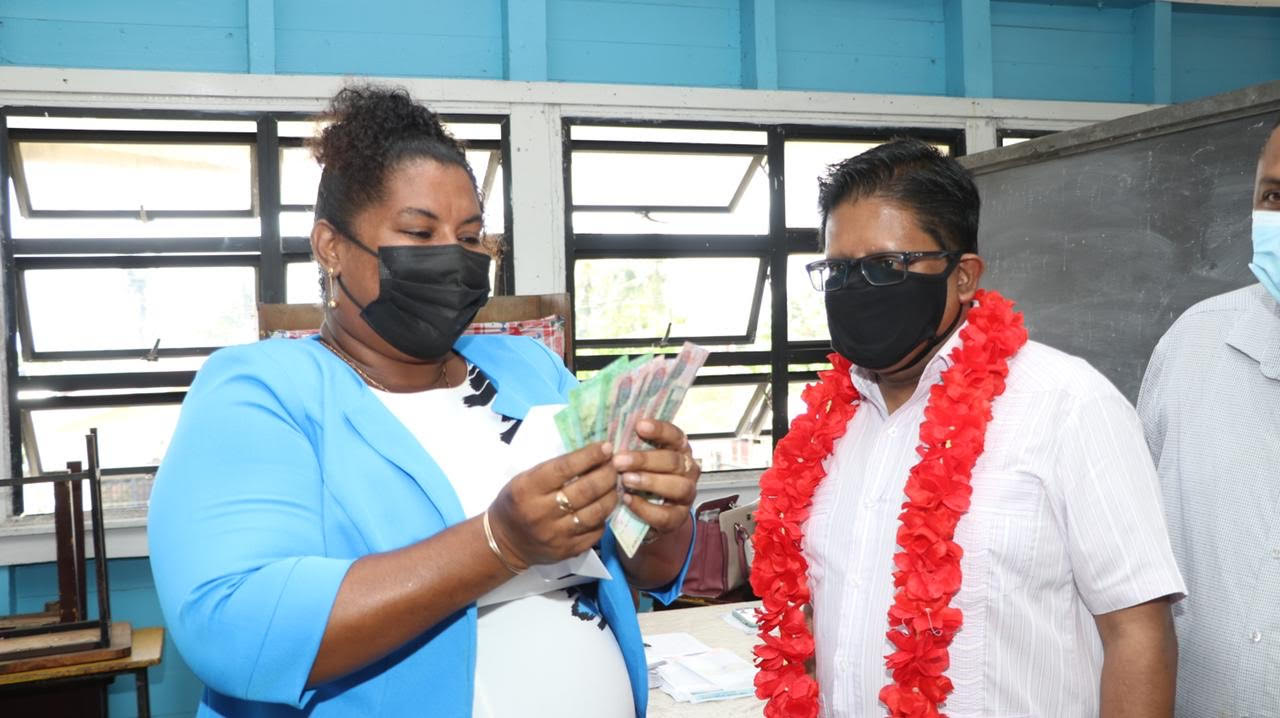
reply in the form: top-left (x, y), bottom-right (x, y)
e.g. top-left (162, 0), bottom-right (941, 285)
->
top-left (788, 253), bottom-right (829, 342)
top-left (572, 151), bottom-right (761, 209)
top-left (280, 210), bottom-right (314, 238)
top-left (8, 116), bottom-right (255, 133)
top-left (999, 135), bottom-right (1033, 147)
top-left (20, 404), bottom-right (179, 514)
top-left (574, 258), bottom-right (762, 341)
top-left (691, 437), bottom-right (771, 472)
top-left (674, 382), bottom-right (769, 435)
top-left (16, 142), bottom-right (253, 213)
top-left (287, 261), bottom-right (322, 305)
top-left (571, 126), bottom-right (766, 145)
top-left (784, 141), bottom-right (881, 229)
top-left (18, 355), bottom-right (210, 377)
top-left (571, 165), bottom-right (767, 235)
top-left (10, 181), bottom-right (260, 240)
top-left (446, 122), bottom-right (502, 142)
top-left (467, 149), bottom-right (506, 234)
top-left (23, 266), bottom-right (258, 353)
top-left (279, 120), bottom-right (499, 141)
top-left (281, 146), bottom-right (322, 207)
top-left (787, 381), bottom-right (811, 421)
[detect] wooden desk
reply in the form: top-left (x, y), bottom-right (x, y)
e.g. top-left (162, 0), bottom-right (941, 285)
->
top-left (0, 626), bottom-right (164, 717)
top-left (638, 601), bottom-right (765, 718)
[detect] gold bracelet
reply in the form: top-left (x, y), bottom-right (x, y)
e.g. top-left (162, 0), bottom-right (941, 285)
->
top-left (482, 510), bottom-right (523, 575)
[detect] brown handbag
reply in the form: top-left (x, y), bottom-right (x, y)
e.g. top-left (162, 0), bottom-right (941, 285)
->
top-left (682, 495), bottom-right (757, 598)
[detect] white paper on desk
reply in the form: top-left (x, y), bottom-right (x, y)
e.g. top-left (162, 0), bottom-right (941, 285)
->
top-left (476, 404), bottom-right (613, 608)
top-left (656, 649), bottom-right (755, 704)
top-left (642, 632), bottom-right (712, 669)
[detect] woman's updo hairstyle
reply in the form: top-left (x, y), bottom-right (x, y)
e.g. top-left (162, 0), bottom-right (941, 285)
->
top-left (309, 84), bottom-right (479, 234)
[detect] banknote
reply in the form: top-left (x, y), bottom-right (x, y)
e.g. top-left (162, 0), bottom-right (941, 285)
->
top-left (552, 342), bottom-right (709, 557)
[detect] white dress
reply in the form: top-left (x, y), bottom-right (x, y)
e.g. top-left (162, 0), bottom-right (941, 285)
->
top-left (372, 363), bottom-right (634, 718)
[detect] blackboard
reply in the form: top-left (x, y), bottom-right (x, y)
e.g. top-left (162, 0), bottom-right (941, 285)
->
top-left (963, 83), bottom-right (1280, 402)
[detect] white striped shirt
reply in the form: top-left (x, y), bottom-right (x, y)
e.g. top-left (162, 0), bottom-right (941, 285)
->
top-left (804, 328), bottom-right (1186, 718)
top-left (1138, 284), bottom-right (1280, 718)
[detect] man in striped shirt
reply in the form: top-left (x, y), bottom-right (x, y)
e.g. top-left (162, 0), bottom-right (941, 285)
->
top-left (1138, 116), bottom-right (1280, 718)
top-left (802, 139), bottom-right (1185, 717)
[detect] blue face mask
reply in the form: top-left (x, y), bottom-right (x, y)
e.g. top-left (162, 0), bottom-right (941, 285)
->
top-left (1250, 209), bottom-right (1280, 304)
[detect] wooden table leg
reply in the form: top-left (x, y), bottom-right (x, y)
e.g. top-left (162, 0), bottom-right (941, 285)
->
top-left (134, 667), bottom-right (151, 718)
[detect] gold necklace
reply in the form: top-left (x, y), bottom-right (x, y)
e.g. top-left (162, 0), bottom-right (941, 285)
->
top-left (318, 338), bottom-right (449, 392)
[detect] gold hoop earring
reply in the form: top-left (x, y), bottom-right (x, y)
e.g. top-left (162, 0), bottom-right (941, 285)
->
top-left (327, 267), bottom-right (339, 309)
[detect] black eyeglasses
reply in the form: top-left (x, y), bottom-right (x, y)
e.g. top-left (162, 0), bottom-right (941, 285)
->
top-left (805, 251), bottom-right (961, 291)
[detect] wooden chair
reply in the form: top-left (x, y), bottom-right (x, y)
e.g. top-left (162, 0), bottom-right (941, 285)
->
top-left (257, 293), bottom-right (574, 369)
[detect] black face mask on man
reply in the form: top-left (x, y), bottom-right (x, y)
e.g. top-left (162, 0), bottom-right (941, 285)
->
top-left (335, 231), bottom-right (491, 361)
top-left (824, 258), bottom-right (962, 372)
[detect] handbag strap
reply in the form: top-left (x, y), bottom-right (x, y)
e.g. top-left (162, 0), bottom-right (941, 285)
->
top-left (734, 522), bottom-right (750, 580)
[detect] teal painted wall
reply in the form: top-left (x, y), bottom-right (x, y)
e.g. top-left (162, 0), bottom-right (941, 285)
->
top-left (547, 0), bottom-right (743, 86)
top-left (2, 558), bottom-right (201, 718)
top-left (0, 1), bottom-right (1276, 101)
top-left (274, 0), bottom-right (505, 79)
top-left (992, 0), bottom-right (1137, 102)
top-left (1172, 4), bottom-right (1280, 103)
top-left (776, 0), bottom-right (947, 95)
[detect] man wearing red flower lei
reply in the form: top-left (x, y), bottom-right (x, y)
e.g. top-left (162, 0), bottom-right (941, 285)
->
top-left (1137, 116), bottom-right (1280, 717)
top-left (751, 139), bottom-right (1185, 718)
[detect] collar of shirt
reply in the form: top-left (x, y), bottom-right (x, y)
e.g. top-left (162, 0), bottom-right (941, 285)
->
top-left (848, 320), bottom-right (970, 419)
top-left (1225, 287), bottom-right (1280, 380)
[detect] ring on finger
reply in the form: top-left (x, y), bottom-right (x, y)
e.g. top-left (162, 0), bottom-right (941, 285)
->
top-left (682, 455), bottom-right (694, 475)
top-left (555, 490), bottom-right (575, 513)
top-left (571, 512), bottom-right (583, 531)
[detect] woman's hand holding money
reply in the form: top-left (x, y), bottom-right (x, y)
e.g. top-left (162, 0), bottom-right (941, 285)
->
top-left (486, 441), bottom-right (620, 572)
top-left (613, 419), bottom-right (700, 589)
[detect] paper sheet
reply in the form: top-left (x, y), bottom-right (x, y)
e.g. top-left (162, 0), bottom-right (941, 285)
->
top-left (642, 631), bottom-right (712, 669)
top-left (476, 404), bottom-right (612, 607)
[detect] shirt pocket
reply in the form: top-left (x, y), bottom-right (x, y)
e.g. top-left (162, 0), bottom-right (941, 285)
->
top-left (960, 471), bottom-right (1044, 596)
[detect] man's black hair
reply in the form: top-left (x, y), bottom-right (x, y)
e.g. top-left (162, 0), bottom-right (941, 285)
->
top-left (817, 138), bottom-right (980, 254)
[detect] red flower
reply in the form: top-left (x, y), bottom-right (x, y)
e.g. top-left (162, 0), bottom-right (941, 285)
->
top-left (751, 291), bottom-right (1027, 718)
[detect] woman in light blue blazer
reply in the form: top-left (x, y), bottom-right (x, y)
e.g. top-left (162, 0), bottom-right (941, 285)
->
top-left (148, 85), bottom-right (699, 717)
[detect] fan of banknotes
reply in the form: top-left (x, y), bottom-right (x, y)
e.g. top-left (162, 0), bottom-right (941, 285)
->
top-left (554, 341), bottom-right (710, 557)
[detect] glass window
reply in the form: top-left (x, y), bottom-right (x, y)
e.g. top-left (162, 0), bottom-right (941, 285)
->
top-left (22, 266), bottom-right (259, 354)
top-left (21, 404), bottom-right (180, 513)
top-left (573, 257), bottom-right (763, 342)
top-left (788, 253), bottom-right (829, 342)
top-left (672, 383), bottom-right (767, 437)
top-left (281, 146), bottom-right (322, 208)
top-left (572, 151), bottom-right (761, 209)
top-left (15, 141), bottom-right (253, 214)
top-left (287, 261), bottom-right (322, 305)
top-left (570, 126), bottom-right (766, 144)
top-left (467, 149), bottom-right (507, 234)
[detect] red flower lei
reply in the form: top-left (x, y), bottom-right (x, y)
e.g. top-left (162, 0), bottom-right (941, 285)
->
top-left (749, 289), bottom-right (1028, 718)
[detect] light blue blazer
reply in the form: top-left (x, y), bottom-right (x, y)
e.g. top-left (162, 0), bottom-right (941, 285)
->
top-left (148, 334), bottom-right (692, 717)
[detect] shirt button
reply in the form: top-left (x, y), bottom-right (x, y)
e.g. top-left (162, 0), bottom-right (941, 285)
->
top-left (1250, 630), bottom-right (1263, 643)
top-left (886, 427), bottom-right (899, 437)
top-left (1272, 547), bottom-right (1280, 559)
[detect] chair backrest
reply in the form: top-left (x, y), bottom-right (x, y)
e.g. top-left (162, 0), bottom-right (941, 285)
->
top-left (257, 293), bottom-right (575, 368)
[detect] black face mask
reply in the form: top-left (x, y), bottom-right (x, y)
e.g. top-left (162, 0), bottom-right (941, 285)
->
top-left (825, 265), bottom-right (961, 372)
top-left (337, 235), bottom-right (491, 361)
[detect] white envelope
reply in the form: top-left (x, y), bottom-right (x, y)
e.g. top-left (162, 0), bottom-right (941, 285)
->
top-left (476, 404), bottom-right (614, 607)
